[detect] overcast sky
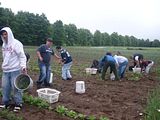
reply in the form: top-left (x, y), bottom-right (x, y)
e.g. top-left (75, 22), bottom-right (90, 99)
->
top-left (1, 0), bottom-right (160, 40)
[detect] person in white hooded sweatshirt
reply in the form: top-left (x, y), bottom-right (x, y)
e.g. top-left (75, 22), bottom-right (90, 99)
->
top-left (0, 27), bottom-right (27, 112)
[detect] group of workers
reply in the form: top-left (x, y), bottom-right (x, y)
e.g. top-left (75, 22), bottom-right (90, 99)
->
top-left (91, 52), bottom-right (154, 80)
top-left (0, 26), bottom-right (154, 112)
top-left (0, 27), bottom-right (73, 111)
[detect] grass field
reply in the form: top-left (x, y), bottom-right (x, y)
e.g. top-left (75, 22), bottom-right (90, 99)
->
top-left (25, 46), bottom-right (160, 72)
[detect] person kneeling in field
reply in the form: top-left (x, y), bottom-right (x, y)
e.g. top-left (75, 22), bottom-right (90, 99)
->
top-left (56, 46), bottom-right (73, 80)
top-left (140, 60), bottom-right (154, 74)
top-left (100, 52), bottom-right (119, 80)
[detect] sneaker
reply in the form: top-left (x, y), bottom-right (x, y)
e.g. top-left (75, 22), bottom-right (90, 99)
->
top-left (67, 78), bottom-right (72, 80)
top-left (13, 104), bottom-right (22, 112)
top-left (0, 104), bottom-right (10, 109)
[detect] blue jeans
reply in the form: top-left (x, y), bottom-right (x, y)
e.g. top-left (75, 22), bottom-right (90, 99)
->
top-left (118, 60), bottom-right (128, 78)
top-left (37, 62), bottom-right (51, 85)
top-left (62, 62), bottom-right (72, 80)
top-left (1, 70), bottom-right (23, 105)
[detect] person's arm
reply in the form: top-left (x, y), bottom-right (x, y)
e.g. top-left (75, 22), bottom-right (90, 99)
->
top-left (15, 42), bottom-right (27, 74)
top-left (37, 51), bottom-right (43, 62)
top-left (54, 53), bottom-right (61, 59)
top-left (114, 56), bottom-right (119, 68)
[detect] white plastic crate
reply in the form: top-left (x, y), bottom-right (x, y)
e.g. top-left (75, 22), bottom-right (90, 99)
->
top-left (37, 88), bottom-right (61, 103)
top-left (85, 68), bottom-right (97, 74)
top-left (132, 67), bottom-right (141, 73)
top-left (85, 68), bottom-right (91, 74)
top-left (90, 68), bottom-right (97, 74)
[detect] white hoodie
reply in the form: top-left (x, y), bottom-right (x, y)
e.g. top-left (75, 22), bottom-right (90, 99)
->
top-left (1, 27), bottom-right (26, 72)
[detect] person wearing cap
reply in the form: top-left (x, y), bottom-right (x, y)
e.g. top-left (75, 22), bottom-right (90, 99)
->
top-left (36, 38), bottom-right (60, 88)
top-left (0, 27), bottom-right (27, 111)
top-left (56, 46), bottom-right (73, 80)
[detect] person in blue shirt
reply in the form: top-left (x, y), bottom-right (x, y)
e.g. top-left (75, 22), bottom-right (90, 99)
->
top-left (56, 46), bottom-right (73, 80)
top-left (100, 52), bottom-right (119, 80)
top-left (36, 38), bottom-right (60, 88)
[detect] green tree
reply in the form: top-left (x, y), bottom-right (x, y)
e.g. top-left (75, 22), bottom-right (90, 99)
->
top-left (0, 7), bottom-right (15, 28)
top-left (64, 24), bottom-right (78, 46)
top-left (15, 12), bottom-right (50, 45)
top-left (110, 32), bottom-right (119, 46)
top-left (151, 39), bottom-right (160, 47)
top-left (93, 30), bottom-right (102, 46)
top-left (118, 35), bottom-right (125, 46)
top-left (77, 28), bottom-right (93, 46)
top-left (124, 35), bottom-right (131, 46)
top-left (52, 20), bottom-right (65, 46)
top-left (130, 36), bottom-right (137, 47)
top-left (144, 39), bottom-right (151, 47)
top-left (102, 32), bottom-right (111, 46)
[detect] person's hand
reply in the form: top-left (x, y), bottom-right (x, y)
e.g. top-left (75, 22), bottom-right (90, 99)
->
top-left (61, 62), bottom-right (64, 65)
top-left (22, 68), bottom-right (27, 74)
top-left (58, 59), bottom-right (62, 64)
top-left (39, 57), bottom-right (43, 62)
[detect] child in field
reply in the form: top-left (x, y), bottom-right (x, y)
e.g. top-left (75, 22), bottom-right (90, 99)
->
top-left (56, 46), bottom-right (73, 80)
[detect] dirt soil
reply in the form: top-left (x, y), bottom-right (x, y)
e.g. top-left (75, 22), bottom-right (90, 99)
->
top-left (1, 70), bottom-right (159, 120)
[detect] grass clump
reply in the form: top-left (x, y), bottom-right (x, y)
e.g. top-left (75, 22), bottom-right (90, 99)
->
top-left (144, 87), bottom-right (160, 120)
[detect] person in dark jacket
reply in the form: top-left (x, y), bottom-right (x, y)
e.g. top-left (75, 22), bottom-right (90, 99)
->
top-left (90, 59), bottom-right (102, 73)
top-left (56, 46), bottom-right (73, 80)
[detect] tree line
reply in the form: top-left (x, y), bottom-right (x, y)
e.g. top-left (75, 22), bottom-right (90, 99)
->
top-left (0, 5), bottom-right (160, 47)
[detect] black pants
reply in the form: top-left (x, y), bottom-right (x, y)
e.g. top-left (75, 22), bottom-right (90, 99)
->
top-left (101, 61), bottom-right (119, 80)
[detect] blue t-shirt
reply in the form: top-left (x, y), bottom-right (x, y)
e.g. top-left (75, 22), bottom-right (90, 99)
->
top-left (60, 49), bottom-right (72, 64)
top-left (101, 55), bottom-right (116, 63)
top-left (37, 44), bottom-right (54, 64)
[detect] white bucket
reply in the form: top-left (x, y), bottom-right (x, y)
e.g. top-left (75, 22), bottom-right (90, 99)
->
top-left (85, 68), bottom-right (97, 74)
top-left (49, 72), bottom-right (53, 83)
top-left (110, 72), bottom-right (115, 80)
top-left (90, 68), bottom-right (97, 75)
top-left (14, 74), bottom-right (33, 91)
top-left (75, 81), bottom-right (85, 94)
top-left (132, 67), bottom-right (141, 73)
top-left (85, 68), bottom-right (91, 74)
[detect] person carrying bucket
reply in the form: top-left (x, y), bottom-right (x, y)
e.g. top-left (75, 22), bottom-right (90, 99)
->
top-left (0, 27), bottom-right (27, 112)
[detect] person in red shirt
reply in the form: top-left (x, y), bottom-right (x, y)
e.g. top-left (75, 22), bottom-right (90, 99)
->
top-left (140, 60), bottom-right (154, 73)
